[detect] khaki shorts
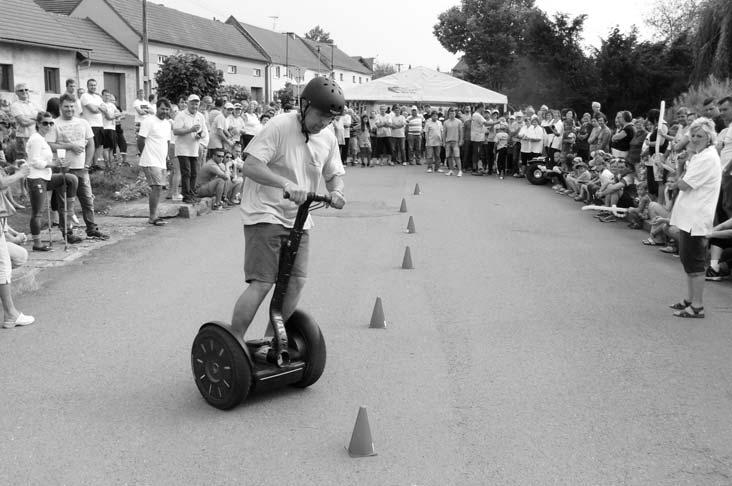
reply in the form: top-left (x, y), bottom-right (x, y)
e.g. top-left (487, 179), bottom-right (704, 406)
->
top-left (445, 141), bottom-right (460, 157)
top-left (142, 166), bottom-right (165, 186)
top-left (243, 223), bottom-right (309, 283)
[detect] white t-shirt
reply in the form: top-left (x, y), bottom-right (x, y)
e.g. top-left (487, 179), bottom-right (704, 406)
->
top-left (670, 145), bottom-right (722, 236)
top-left (25, 132), bottom-right (53, 180)
top-left (173, 109), bottom-right (208, 157)
top-left (139, 115), bottom-right (171, 169)
top-left (102, 102), bottom-right (117, 130)
top-left (342, 113), bottom-right (352, 138)
top-left (470, 112), bottom-right (486, 142)
top-left (80, 92), bottom-right (104, 127)
top-left (240, 112), bottom-right (345, 230)
top-left (242, 112), bottom-right (261, 136)
top-left (228, 115), bottom-right (246, 138)
top-left (375, 113), bottom-right (392, 137)
top-left (133, 98), bottom-right (151, 124)
top-left (46, 117), bottom-right (93, 169)
top-left (10, 100), bottom-right (39, 138)
top-left (719, 123), bottom-right (732, 168)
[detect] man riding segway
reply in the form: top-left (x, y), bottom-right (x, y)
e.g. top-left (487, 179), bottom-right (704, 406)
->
top-left (230, 77), bottom-right (347, 341)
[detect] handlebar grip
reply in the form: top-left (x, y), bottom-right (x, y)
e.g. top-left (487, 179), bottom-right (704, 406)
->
top-left (283, 191), bottom-right (332, 204)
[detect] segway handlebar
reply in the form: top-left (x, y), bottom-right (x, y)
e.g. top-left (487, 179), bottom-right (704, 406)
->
top-left (283, 191), bottom-right (333, 204)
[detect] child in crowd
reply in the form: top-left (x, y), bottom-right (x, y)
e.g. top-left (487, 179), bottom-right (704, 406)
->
top-left (358, 114), bottom-right (372, 167)
top-left (562, 158), bottom-right (591, 198)
top-left (626, 181), bottom-right (650, 229)
top-left (495, 124), bottom-right (509, 179)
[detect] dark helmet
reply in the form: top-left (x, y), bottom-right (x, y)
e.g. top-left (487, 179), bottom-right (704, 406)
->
top-left (300, 78), bottom-right (345, 116)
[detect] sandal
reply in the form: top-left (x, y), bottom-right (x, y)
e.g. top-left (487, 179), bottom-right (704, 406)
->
top-left (148, 218), bottom-right (167, 226)
top-left (673, 305), bottom-right (704, 318)
top-left (659, 246), bottom-right (677, 254)
top-left (670, 299), bottom-right (691, 310)
top-left (641, 238), bottom-right (662, 246)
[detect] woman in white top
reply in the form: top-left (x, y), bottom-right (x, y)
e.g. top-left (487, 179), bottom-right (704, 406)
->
top-left (668, 117), bottom-right (722, 318)
top-left (25, 112), bottom-right (78, 251)
top-left (0, 160), bottom-right (34, 328)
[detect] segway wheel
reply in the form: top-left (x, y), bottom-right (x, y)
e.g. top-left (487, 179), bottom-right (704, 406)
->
top-left (526, 163), bottom-right (547, 185)
top-left (191, 325), bottom-right (252, 410)
top-left (285, 310), bottom-right (326, 388)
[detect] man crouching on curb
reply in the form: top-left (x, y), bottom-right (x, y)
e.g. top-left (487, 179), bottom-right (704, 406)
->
top-left (230, 77), bottom-right (347, 340)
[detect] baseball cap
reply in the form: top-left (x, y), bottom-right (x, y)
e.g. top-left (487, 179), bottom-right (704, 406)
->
top-left (187, 94), bottom-right (200, 102)
top-left (234, 103), bottom-right (242, 109)
top-left (411, 105), bottom-right (418, 111)
top-left (224, 102), bottom-right (235, 110)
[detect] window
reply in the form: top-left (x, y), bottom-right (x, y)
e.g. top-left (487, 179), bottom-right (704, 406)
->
top-left (157, 55), bottom-right (168, 65)
top-left (44, 67), bottom-right (60, 93)
top-left (359, 76), bottom-right (362, 84)
top-left (0, 64), bottom-right (13, 91)
top-left (275, 66), bottom-right (281, 78)
top-left (339, 73), bottom-right (343, 82)
top-left (227, 65), bottom-right (237, 74)
top-left (352, 75), bottom-right (356, 83)
top-left (253, 68), bottom-right (262, 77)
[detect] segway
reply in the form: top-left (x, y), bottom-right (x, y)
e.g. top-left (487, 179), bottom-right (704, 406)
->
top-left (191, 192), bottom-right (331, 410)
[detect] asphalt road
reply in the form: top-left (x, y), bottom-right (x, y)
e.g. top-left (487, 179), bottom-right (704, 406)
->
top-left (2, 165), bottom-right (731, 486)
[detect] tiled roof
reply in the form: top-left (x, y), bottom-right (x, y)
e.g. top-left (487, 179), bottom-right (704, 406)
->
top-left (103, 0), bottom-right (267, 62)
top-left (228, 18), bottom-right (328, 71)
top-left (1, 0), bottom-right (89, 52)
top-left (33, 0), bottom-right (82, 15)
top-left (302, 39), bottom-right (373, 75)
top-left (51, 15), bottom-right (141, 66)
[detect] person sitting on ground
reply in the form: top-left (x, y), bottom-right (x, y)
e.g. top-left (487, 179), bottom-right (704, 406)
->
top-left (195, 149), bottom-right (230, 210)
top-left (705, 216), bottom-right (732, 280)
top-left (595, 159), bottom-right (637, 222)
top-left (626, 181), bottom-right (651, 229)
top-left (219, 151), bottom-right (243, 205)
top-left (563, 158), bottom-right (590, 199)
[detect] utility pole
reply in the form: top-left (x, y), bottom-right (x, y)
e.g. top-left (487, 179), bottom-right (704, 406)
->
top-left (330, 43), bottom-right (335, 79)
top-left (142, 0), bottom-right (149, 97)
top-left (395, 63), bottom-right (403, 72)
top-left (268, 16), bottom-right (278, 30)
top-left (316, 45), bottom-right (321, 77)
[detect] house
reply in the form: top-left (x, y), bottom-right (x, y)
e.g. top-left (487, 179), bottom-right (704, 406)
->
top-left (46, 0), bottom-right (270, 105)
top-left (301, 39), bottom-right (373, 87)
top-left (226, 17), bottom-right (330, 104)
top-left (1, 0), bottom-right (140, 111)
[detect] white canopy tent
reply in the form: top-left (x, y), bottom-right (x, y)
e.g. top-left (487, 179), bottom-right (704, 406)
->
top-left (342, 66), bottom-right (507, 106)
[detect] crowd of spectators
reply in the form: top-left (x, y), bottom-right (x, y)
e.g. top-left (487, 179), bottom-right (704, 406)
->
top-left (2, 75), bottom-right (731, 324)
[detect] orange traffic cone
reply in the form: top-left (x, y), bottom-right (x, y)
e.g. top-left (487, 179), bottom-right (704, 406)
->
top-left (406, 216), bottom-right (416, 234)
top-left (399, 198), bottom-right (408, 213)
top-left (369, 297), bottom-right (386, 329)
top-left (413, 183), bottom-right (421, 195)
top-left (346, 406), bottom-right (377, 457)
top-left (402, 246), bottom-right (414, 269)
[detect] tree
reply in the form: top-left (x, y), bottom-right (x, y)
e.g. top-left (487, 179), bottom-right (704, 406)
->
top-left (304, 25), bottom-right (333, 43)
top-left (217, 84), bottom-right (251, 102)
top-left (274, 82), bottom-right (299, 109)
top-left (372, 62), bottom-right (396, 79)
top-left (155, 53), bottom-right (223, 102)
top-left (434, 0), bottom-right (535, 91)
top-left (691, 0), bottom-right (732, 83)
top-left (644, 0), bottom-right (702, 41)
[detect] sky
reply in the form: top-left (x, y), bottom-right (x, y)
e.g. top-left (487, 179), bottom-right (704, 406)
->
top-left (154, 0), bottom-right (654, 71)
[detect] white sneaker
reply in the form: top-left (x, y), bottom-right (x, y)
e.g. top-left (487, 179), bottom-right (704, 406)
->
top-left (3, 312), bottom-right (35, 329)
top-left (71, 214), bottom-right (80, 225)
top-left (172, 195), bottom-right (183, 201)
top-left (446, 170), bottom-right (453, 176)
top-left (437, 168), bottom-right (445, 173)
top-left (426, 168), bottom-right (433, 173)
top-left (457, 170), bottom-right (463, 177)
top-left (402, 162), bottom-right (407, 166)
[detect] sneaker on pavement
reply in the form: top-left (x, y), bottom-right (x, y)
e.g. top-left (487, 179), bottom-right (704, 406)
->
top-left (426, 168), bottom-right (433, 173)
top-left (457, 170), bottom-right (463, 177)
top-left (86, 229), bottom-right (109, 240)
top-left (446, 170), bottom-right (453, 176)
top-left (2, 312), bottom-right (35, 329)
top-left (171, 194), bottom-right (183, 201)
top-left (66, 233), bottom-right (83, 244)
top-left (705, 266), bottom-right (725, 281)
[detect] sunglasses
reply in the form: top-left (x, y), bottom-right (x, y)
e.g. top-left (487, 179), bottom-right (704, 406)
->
top-left (41, 121), bottom-right (55, 126)
top-left (224, 156), bottom-right (233, 159)
top-left (16, 89), bottom-right (29, 92)
top-left (214, 154), bottom-right (225, 158)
